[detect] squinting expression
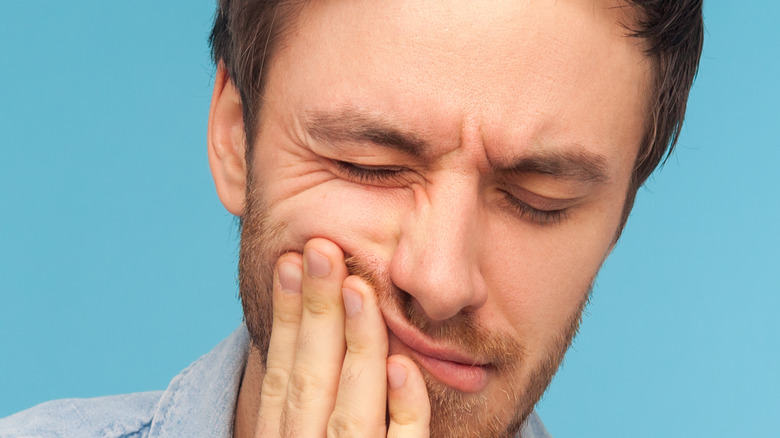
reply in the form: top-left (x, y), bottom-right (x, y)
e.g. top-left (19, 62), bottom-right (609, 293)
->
top-left (241, 0), bottom-right (652, 435)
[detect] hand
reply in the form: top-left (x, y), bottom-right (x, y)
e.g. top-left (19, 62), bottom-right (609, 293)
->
top-left (255, 238), bottom-right (431, 437)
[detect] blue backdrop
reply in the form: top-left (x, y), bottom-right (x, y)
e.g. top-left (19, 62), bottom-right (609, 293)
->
top-left (1, 2), bottom-right (778, 436)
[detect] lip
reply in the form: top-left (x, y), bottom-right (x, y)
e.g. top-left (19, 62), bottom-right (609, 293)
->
top-left (382, 309), bottom-right (490, 393)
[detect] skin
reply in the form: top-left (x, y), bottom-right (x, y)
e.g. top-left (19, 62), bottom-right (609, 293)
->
top-left (207, 0), bottom-right (652, 436)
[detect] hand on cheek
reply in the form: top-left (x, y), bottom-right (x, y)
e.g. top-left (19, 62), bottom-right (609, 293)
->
top-left (256, 238), bottom-right (430, 437)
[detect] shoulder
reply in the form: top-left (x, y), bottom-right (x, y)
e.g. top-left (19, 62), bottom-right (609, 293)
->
top-left (0, 391), bottom-right (163, 438)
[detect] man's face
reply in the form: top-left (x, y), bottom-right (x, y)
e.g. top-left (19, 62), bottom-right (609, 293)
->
top-left (238, 0), bottom-right (650, 435)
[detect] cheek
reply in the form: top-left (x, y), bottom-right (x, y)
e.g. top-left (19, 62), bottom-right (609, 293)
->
top-left (266, 171), bottom-right (412, 257)
top-left (288, 187), bottom-right (398, 242)
top-left (482, 205), bottom-right (619, 355)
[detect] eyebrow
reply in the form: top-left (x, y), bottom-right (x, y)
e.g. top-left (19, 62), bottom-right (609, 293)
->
top-left (501, 149), bottom-right (611, 184)
top-left (304, 109), bottom-right (610, 184)
top-left (303, 109), bottom-right (429, 157)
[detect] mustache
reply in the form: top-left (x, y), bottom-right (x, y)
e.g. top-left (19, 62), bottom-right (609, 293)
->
top-left (344, 255), bottom-right (524, 369)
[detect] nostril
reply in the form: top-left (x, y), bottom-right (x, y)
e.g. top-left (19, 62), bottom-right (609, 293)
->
top-left (395, 290), bottom-right (430, 330)
top-left (398, 288), bottom-right (414, 318)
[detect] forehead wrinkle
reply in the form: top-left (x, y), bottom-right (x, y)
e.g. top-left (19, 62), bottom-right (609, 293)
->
top-left (303, 108), bottom-right (430, 158)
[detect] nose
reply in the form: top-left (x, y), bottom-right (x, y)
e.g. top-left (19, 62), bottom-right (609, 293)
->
top-left (388, 173), bottom-right (488, 321)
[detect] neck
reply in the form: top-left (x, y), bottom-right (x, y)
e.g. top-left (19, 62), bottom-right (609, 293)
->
top-left (234, 346), bottom-right (265, 438)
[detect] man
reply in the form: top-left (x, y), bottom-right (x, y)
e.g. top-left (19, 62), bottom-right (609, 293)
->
top-left (0, 0), bottom-right (703, 437)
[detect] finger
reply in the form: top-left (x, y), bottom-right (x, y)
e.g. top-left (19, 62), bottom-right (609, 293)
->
top-left (282, 238), bottom-right (349, 436)
top-left (327, 275), bottom-right (389, 436)
top-left (387, 355), bottom-right (431, 438)
top-left (256, 253), bottom-right (303, 437)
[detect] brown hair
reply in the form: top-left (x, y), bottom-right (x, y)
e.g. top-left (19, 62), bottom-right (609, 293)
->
top-left (209, 0), bottom-right (306, 149)
top-left (210, 0), bottom-right (704, 222)
top-left (621, 0), bottom-right (704, 226)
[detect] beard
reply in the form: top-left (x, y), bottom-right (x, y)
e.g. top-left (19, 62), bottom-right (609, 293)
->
top-left (238, 185), bottom-right (589, 438)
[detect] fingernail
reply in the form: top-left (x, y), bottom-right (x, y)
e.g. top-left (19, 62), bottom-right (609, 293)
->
top-left (278, 262), bottom-right (302, 293)
top-left (342, 288), bottom-right (363, 318)
top-left (304, 248), bottom-right (331, 278)
top-left (387, 363), bottom-right (407, 390)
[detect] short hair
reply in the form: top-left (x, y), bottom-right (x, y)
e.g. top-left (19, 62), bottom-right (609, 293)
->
top-left (210, 0), bottom-right (704, 220)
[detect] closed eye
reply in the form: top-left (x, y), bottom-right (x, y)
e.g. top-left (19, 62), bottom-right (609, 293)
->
top-left (336, 160), bottom-right (569, 225)
top-left (333, 160), bottom-right (407, 185)
top-left (499, 189), bottom-right (569, 225)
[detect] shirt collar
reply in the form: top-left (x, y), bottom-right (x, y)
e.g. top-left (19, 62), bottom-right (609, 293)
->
top-left (147, 325), bottom-right (250, 438)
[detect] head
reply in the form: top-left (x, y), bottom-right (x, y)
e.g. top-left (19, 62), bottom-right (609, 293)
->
top-left (207, 0), bottom-right (703, 436)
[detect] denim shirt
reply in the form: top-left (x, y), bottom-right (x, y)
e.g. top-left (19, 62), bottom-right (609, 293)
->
top-left (0, 325), bottom-right (552, 437)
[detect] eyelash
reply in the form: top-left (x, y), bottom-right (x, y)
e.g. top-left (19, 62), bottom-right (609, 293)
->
top-left (334, 160), bottom-right (568, 225)
top-left (334, 160), bottom-right (405, 184)
top-left (499, 190), bottom-right (568, 225)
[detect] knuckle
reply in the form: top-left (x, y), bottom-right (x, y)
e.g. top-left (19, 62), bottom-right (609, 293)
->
top-left (344, 335), bottom-right (370, 356)
top-left (260, 366), bottom-right (289, 398)
top-left (390, 408), bottom-right (420, 426)
top-left (327, 411), bottom-right (369, 438)
top-left (286, 366), bottom-right (325, 404)
top-left (302, 293), bottom-right (335, 316)
top-left (274, 308), bottom-right (300, 326)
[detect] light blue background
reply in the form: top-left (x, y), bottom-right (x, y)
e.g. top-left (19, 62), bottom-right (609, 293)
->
top-left (1, 1), bottom-right (777, 436)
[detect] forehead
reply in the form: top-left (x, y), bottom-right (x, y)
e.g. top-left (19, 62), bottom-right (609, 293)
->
top-left (265, 0), bottom-right (651, 170)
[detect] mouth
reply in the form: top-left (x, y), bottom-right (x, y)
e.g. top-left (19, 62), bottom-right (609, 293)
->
top-left (382, 308), bottom-right (491, 393)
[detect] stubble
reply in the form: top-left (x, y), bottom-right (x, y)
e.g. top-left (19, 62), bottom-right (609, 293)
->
top-left (237, 185), bottom-right (589, 438)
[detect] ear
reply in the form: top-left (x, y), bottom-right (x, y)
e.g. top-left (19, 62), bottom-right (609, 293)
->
top-left (208, 64), bottom-right (248, 216)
